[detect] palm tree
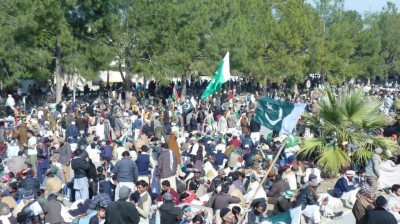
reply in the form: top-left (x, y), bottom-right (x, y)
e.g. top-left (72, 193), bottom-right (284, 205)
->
top-left (298, 86), bottom-right (398, 174)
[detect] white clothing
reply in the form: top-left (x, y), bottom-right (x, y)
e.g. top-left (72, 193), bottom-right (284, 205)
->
top-left (340, 188), bottom-right (359, 205)
top-left (245, 182), bottom-right (266, 203)
top-left (282, 170), bottom-right (298, 191)
top-left (115, 182), bottom-right (135, 201)
top-left (386, 192), bottom-right (400, 222)
top-left (96, 123), bottom-right (106, 140)
top-left (27, 137), bottom-right (37, 155)
top-left (86, 147), bottom-right (101, 163)
top-left (5, 96), bottom-right (15, 109)
top-left (302, 205), bottom-right (321, 223)
top-left (115, 146), bottom-right (126, 160)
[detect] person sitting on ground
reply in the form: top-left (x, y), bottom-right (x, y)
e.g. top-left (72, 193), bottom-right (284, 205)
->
top-left (387, 184), bottom-right (400, 223)
top-left (333, 170), bottom-right (359, 206)
top-left (89, 206), bottom-right (106, 224)
top-left (274, 190), bottom-right (296, 214)
top-left (247, 200), bottom-right (265, 224)
top-left (352, 183), bottom-right (375, 224)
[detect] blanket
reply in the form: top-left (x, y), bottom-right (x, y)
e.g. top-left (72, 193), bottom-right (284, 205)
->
top-left (380, 160), bottom-right (400, 189)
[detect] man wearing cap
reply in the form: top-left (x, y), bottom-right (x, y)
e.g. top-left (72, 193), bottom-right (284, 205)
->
top-left (365, 147), bottom-right (382, 194)
top-left (333, 170), bottom-right (359, 206)
top-left (57, 137), bottom-right (72, 184)
top-left (106, 186), bottom-right (140, 224)
top-left (367, 196), bottom-right (397, 224)
top-left (295, 179), bottom-right (325, 223)
top-left (155, 193), bottom-right (183, 224)
top-left (267, 172), bottom-right (290, 205)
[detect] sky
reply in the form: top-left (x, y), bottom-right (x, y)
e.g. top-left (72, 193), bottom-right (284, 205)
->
top-left (308, 0), bottom-right (400, 14)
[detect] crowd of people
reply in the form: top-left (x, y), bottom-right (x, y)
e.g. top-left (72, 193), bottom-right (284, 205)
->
top-left (0, 81), bottom-right (398, 224)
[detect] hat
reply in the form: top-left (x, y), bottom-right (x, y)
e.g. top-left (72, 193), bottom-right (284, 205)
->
top-left (284, 190), bottom-right (295, 199)
top-left (291, 165), bottom-right (299, 171)
top-left (218, 170), bottom-right (226, 176)
top-left (162, 193), bottom-right (173, 201)
top-left (171, 122), bottom-right (177, 126)
top-left (58, 137), bottom-right (65, 143)
top-left (310, 180), bottom-right (319, 187)
top-left (374, 147), bottom-right (383, 154)
top-left (376, 195), bottom-right (387, 207)
top-left (220, 207), bottom-right (230, 219)
top-left (359, 183), bottom-right (372, 197)
top-left (22, 191), bottom-right (34, 200)
top-left (118, 186), bottom-right (131, 199)
top-left (345, 170), bottom-right (355, 176)
top-left (309, 173), bottom-right (317, 181)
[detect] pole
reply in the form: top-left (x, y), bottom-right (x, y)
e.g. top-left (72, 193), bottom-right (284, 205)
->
top-left (237, 138), bottom-right (287, 224)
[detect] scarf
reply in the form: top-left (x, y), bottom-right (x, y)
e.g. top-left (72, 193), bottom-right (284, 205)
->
top-left (0, 213), bottom-right (11, 224)
top-left (169, 150), bottom-right (174, 171)
top-left (306, 185), bottom-right (320, 201)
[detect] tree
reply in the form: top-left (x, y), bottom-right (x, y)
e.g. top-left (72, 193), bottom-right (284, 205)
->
top-left (378, 2), bottom-right (400, 84)
top-left (298, 86), bottom-right (398, 174)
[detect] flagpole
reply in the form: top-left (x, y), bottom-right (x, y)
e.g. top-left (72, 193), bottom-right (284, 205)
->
top-left (237, 138), bottom-right (287, 224)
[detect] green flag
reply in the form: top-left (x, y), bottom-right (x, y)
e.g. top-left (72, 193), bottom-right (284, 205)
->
top-left (201, 52), bottom-right (231, 99)
top-left (254, 97), bottom-right (306, 135)
top-left (182, 101), bottom-right (194, 114)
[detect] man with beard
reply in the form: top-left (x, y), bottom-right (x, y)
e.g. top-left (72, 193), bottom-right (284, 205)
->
top-left (207, 170), bottom-right (229, 193)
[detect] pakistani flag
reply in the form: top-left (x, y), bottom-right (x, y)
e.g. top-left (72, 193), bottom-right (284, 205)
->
top-left (201, 52), bottom-right (231, 99)
top-left (254, 97), bottom-right (306, 135)
top-left (172, 86), bottom-right (179, 101)
top-left (182, 99), bottom-right (194, 114)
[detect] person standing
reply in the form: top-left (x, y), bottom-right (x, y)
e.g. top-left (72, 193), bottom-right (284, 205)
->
top-left (112, 151), bottom-right (138, 201)
top-left (36, 138), bottom-right (51, 185)
top-left (365, 147), bottom-right (382, 194)
top-left (71, 148), bottom-right (91, 200)
top-left (24, 130), bottom-right (37, 176)
top-left (57, 137), bottom-right (72, 184)
top-left (135, 180), bottom-right (152, 224)
top-left (105, 186), bottom-right (140, 224)
top-left (156, 143), bottom-right (177, 190)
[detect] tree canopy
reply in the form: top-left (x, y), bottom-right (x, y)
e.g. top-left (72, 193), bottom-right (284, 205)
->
top-left (1, 0), bottom-right (400, 95)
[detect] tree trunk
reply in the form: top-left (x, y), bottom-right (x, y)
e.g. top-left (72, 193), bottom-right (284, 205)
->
top-left (55, 41), bottom-right (63, 103)
top-left (262, 77), bottom-right (268, 96)
top-left (180, 74), bottom-right (187, 103)
top-left (367, 77), bottom-right (370, 86)
top-left (293, 83), bottom-right (299, 95)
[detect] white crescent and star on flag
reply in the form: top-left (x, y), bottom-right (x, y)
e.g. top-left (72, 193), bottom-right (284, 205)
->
top-left (265, 102), bottom-right (283, 125)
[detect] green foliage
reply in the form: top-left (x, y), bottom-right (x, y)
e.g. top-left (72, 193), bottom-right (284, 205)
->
top-left (299, 86), bottom-right (398, 173)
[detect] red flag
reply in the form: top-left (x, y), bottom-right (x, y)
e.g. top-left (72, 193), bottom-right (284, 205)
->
top-left (172, 86), bottom-right (179, 101)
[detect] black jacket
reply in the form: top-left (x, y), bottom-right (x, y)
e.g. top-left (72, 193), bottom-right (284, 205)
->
top-left (105, 200), bottom-right (140, 224)
top-left (71, 157), bottom-right (90, 178)
top-left (21, 177), bottom-right (41, 194)
top-left (159, 201), bottom-right (183, 224)
top-left (295, 186), bottom-right (319, 210)
top-left (250, 119), bottom-right (261, 132)
top-left (367, 207), bottom-right (397, 224)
